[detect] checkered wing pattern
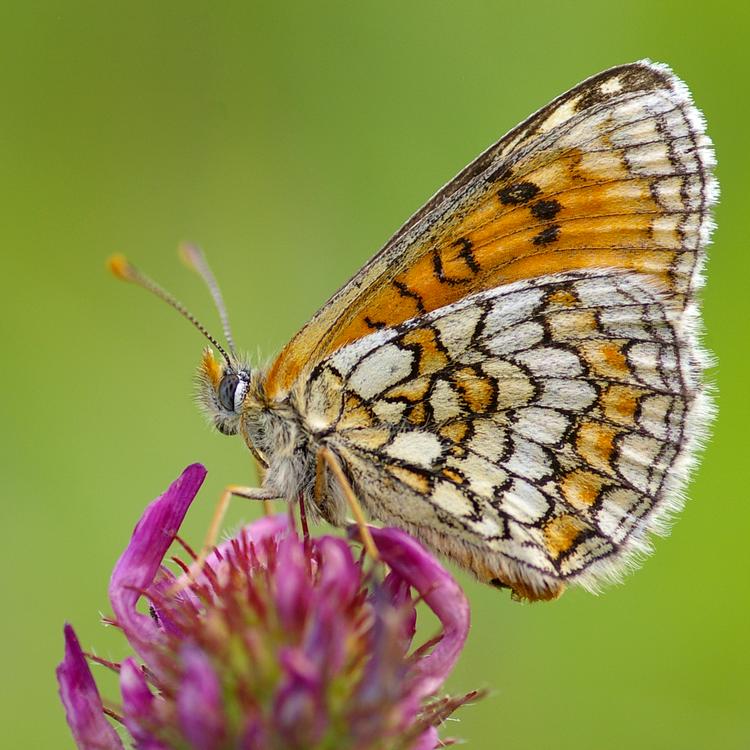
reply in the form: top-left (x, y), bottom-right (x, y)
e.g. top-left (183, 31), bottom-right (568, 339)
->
top-left (261, 60), bottom-right (716, 599)
top-left (303, 270), bottom-right (711, 599)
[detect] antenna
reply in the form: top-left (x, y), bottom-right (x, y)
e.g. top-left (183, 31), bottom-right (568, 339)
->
top-left (179, 243), bottom-right (237, 356)
top-left (108, 254), bottom-right (234, 368)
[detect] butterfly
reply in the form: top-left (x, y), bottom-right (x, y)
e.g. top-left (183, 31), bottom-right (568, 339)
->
top-left (111, 60), bottom-right (716, 601)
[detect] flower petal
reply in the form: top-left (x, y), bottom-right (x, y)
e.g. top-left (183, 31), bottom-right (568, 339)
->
top-left (351, 587), bottom-right (412, 740)
top-left (368, 527), bottom-right (470, 698)
top-left (300, 537), bottom-right (361, 674)
top-left (383, 572), bottom-right (417, 649)
top-left (177, 646), bottom-right (226, 750)
top-left (274, 532), bottom-right (312, 636)
top-left (315, 536), bottom-right (360, 607)
top-left (410, 726), bottom-right (439, 750)
top-left (240, 711), bottom-right (268, 749)
top-left (120, 659), bottom-right (168, 750)
top-left (273, 648), bottom-right (327, 749)
top-left (56, 624), bottom-right (124, 750)
top-left (109, 464), bottom-right (207, 661)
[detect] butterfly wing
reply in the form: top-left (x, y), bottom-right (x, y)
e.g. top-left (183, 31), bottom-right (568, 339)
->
top-left (303, 270), bottom-right (711, 599)
top-left (265, 60), bottom-right (716, 401)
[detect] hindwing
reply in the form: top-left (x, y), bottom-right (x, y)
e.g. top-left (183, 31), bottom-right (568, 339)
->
top-left (302, 270), bottom-right (711, 599)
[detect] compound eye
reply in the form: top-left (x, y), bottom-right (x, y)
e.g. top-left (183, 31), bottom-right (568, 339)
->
top-left (218, 373), bottom-right (239, 412)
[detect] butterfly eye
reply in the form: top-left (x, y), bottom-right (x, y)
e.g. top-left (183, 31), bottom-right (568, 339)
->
top-left (218, 373), bottom-right (239, 412)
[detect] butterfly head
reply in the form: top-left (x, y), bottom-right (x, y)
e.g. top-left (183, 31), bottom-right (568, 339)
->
top-left (197, 348), bottom-right (252, 435)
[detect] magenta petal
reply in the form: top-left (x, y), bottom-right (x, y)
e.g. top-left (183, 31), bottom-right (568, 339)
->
top-left (303, 606), bottom-right (347, 676)
top-left (274, 533), bottom-right (312, 635)
top-left (352, 586), bottom-right (411, 736)
top-left (274, 649), bottom-right (326, 749)
top-left (109, 464), bottom-right (207, 661)
top-left (383, 571), bottom-right (417, 649)
top-left (56, 624), bottom-right (124, 750)
top-left (300, 537), bottom-right (360, 673)
top-left (120, 659), bottom-right (168, 750)
top-left (177, 646), bottom-right (226, 750)
top-left (369, 527), bottom-right (470, 698)
top-left (411, 726), bottom-right (439, 750)
top-left (316, 536), bottom-right (360, 606)
top-left (240, 712), bottom-right (268, 749)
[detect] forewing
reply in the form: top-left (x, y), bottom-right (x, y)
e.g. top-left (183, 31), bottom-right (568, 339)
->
top-left (267, 60), bottom-right (716, 399)
top-left (302, 271), bottom-right (711, 599)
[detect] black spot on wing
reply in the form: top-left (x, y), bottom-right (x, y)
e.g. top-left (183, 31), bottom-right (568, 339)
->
top-left (364, 316), bottom-right (387, 330)
top-left (532, 225), bottom-right (561, 245)
top-left (498, 181), bottom-right (541, 205)
top-left (530, 199), bottom-right (562, 220)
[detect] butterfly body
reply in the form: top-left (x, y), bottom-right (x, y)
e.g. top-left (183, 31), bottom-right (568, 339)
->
top-left (126, 60), bottom-right (715, 602)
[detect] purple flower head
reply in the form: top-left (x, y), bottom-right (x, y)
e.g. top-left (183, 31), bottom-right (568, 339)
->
top-left (58, 465), bottom-right (480, 749)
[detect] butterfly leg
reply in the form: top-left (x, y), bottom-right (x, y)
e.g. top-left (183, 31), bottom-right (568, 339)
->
top-left (202, 485), bottom-right (279, 557)
top-left (317, 446), bottom-right (379, 560)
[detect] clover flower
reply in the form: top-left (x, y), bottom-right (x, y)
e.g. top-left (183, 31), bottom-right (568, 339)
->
top-left (57, 464), bottom-right (478, 749)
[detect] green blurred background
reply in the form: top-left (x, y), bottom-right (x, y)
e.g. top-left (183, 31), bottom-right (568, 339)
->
top-left (1, 1), bottom-right (747, 747)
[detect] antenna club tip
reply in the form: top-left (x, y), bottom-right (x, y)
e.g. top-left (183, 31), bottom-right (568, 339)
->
top-left (178, 242), bottom-right (200, 270)
top-left (200, 346), bottom-right (222, 386)
top-left (107, 254), bottom-right (135, 282)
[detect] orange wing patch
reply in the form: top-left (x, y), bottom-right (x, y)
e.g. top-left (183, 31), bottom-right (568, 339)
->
top-left (576, 420), bottom-right (619, 474)
top-left (561, 469), bottom-right (610, 510)
top-left (265, 63), bottom-right (713, 400)
top-left (309, 168), bottom-right (672, 360)
top-left (544, 514), bottom-right (591, 560)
